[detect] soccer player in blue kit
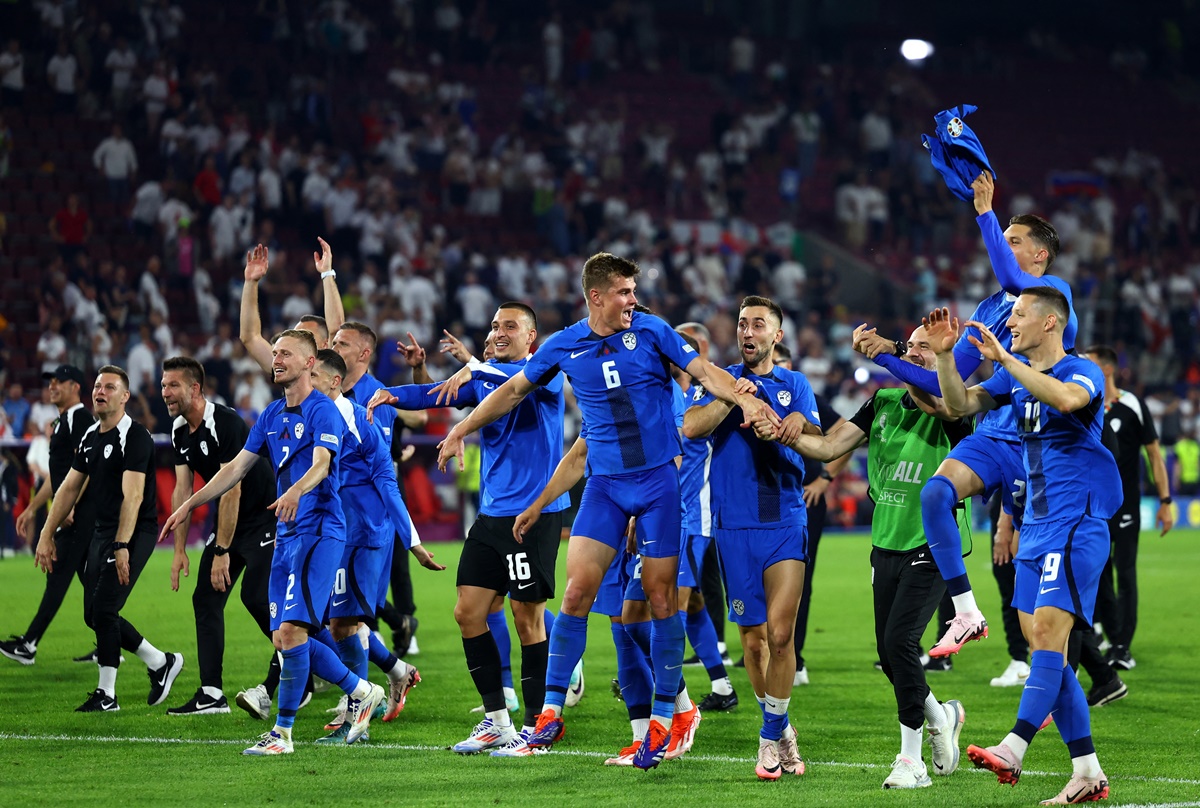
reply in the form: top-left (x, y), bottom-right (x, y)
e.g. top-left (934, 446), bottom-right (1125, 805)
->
top-left (161, 330), bottom-right (386, 755)
top-left (685, 296), bottom-right (819, 780)
top-left (863, 172), bottom-right (1079, 658)
top-left (436, 253), bottom-right (779, 769)
top-left (926, 290), bottom-right (1116, 805)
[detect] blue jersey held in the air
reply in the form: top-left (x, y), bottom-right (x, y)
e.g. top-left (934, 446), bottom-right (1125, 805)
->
top-left (678, 380), bottom-right (715, 537)
top-left (693, 364), bottom-right (820, 531)
top-left (244, 389), bottom-right (345, 542)
top-left (333, 396), bottom-right (413, 550)
top-left (979, 355), bottom-right (1120, 542)
top-left (522, 312), bottom-right (697, 478)
top-left (386, 356), bottom-right (569, 517)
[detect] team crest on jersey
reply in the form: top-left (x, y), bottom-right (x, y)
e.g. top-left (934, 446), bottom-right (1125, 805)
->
top-left (947, 117), bottom-right (964, 138)
top-left (692, 385), bottom-right (706, 402)
top-left (200, 440), bottom-right (208, 456)
top-left (622, 332), bottom-right (637, 351)
top-left (294, 423), bottom-right (304, 439)
top-left (103, 444), bottom-right (112, 458)
top-left (732, 599), bottom-right (745, 616)
top-left (776, 390), bottom-right (792, 407)
top-left (270, 602), bottom-right (277, 619)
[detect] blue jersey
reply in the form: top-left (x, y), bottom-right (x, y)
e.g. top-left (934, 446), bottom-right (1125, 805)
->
top-left (979, 355), bottom-right (1120, 538)
top-left (386, 357), bottom-right (569, 517)
top-left (694, 365), bottom-right (820, 530)
top-left (343, 371), bottom-right (397, 448)
top-left (333, 396), bottom-right (412, 550)
top-left (522, 312), bottom-right (697, 477)
top-left (244, 390), bottom-right (344, 542)
top-left (679, 381), bottom-right (715, 537)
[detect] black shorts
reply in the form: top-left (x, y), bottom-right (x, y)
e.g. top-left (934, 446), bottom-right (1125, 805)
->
top-left (457, 512), bottom-right (564, 602)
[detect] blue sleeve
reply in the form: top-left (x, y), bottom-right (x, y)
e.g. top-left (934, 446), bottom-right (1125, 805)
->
top-left (978, 211), bottom-right (1050, 296)
top-left (243, 409), bottom-right (267, 455)
top-left (387, 381), bottom-right (480, 410)
top-left (310, 400), bottom-right (342, 457)
top-left (978, 365), bottom-right (1013, 405)
top-left (672, 385), bottom-right (686, 429)
top-left (1062, 357), bottom-right (1103, 401)
top-left (873, 348), bottom-right (983, 396)
top-left (522, 335), bottom-right (563, 387)
top-left (362, 420), bottom-right (414, 550)
top-left (643, 314), bottom-right (699, 370)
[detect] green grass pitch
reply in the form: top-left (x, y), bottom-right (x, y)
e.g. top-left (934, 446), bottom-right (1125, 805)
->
top-left (1, 530), bottom-right (1197, 807)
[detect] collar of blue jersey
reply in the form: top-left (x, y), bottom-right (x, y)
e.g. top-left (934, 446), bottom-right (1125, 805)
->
top-left (734, 363), bottom-right (780, 384)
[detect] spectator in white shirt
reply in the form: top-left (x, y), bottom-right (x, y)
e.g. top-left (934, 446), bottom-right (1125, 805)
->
top-left (157, 191), bottom-right (193, 243)
top-left (729, 27), bottom-right (755, 98)
top-left (131, 179), bottom-right (163, 239)
top-left (209, 194), bottom-right (241, 263)
top-left (456, 271), bottom-right (495, 333)
top-left (281, 282), bottom-right (312, 325)
top-left (29, 387), bottom-right (58, 437)
top-left (142, 60), bottom-right (171, 134)
top-left (139, 256), bottom-right (170, 319)
top-left (104, 37), bottom-right (138, 109)
top-left (228, 150), bottom-right (258, 205)
top-left (543, 14), bottom-right (563, 85)
top-left (257, 157), bottom-right (283, 215)
top-left (126, 325), bottom-right (158, 396)
top-left (0, 39), bottom-right (24, 108)
top-left (36, 316), bottom-right (68, 374)
top-left (93, 123), bottom-right (138, 204)
top-left (860, 102), bottom-right (892, 169)
top-left (45, 39), bottom-right (78, 113)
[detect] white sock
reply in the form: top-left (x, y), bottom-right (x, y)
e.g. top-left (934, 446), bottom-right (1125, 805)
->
top-left (135, 639), bottom-right (167, 670)
top-left (385, 658), bottom-right (409, 682)
top-left (357, 624), bottom-right (370, 649)
top-left (1073, 752), bottom-right (1102, 779)
top-left (98, 665), bottom-right (118, 697)
top-left (486, 708), bottom-right (513, 728)
top-left (503, 686), bottom-right (517, 704)
top-left (650, 714), bottom-right (671, 731)
top-left (675, 684), bottom-right (691, 712)
top-left (201, 685), bottom-right (223, 700)
top-left (273, 724), bottom-right (292, 741)
top-left (923, 693), bottom-right (946, 728)
top-left (950, 592), bottom-right (979, 614)
top-left (521, 724), bottom-right (535, 734)
top-left (350, 679), bottom-right (373, 700)
top-left (631, 717), bottom-right (650, 741)
top-left (540, 703), bottom-right (563, 718)
top-left (717, 641), bottom-right (727, 655)
top-left (763, 693), bottom-right (790, 719)
top-left (901, 723), bottom-right (923, 760)
top-left (711, 676), bottom-right (733, 696)
top-left (1001, 732), bottom-right (1029, 761)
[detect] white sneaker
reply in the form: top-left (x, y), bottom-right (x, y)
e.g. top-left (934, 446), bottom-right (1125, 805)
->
top-left (565, 661), bottom-right (585, 708)
top-left (883, 754), bottom-right (932, 788)
top-left (778, 724), bottom-right (805, 775)
top-left (793, 666), bottom-right (809, 687)
top-left (243, 728), bottom-right (293, 756)
top-left (756, 737), bottom-right (782, 780)
top-left (490, 728), bottom-right (546, 757)
top-left (407, 636), bottom-right (420, 656)
top-left (990, 659), bottom-right (1031, 687)
top-left (345, 683), bottom-right (385, 744)
top-left (928, 699), bottom-right (965, 775)
top-left (452, 718), bottom-right (518, 754)
top-left (235, 685), bottom-right (271, 720)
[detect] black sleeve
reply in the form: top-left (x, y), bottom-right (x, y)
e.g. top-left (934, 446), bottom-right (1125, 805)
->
top-left (71, 434), bottom-right (92, 475)
top-left (171, 424), bottom-right (187, 466)
top-left (215, 406), bottom-right (249, 464)
top-left (1137, 396), bottom-right (1159, 446)
top-left (815, 394), bottom-right (842, 433)
top-left (847, 394), bottom-right (878, 437)
top-left (124, 426), bottom-right (155, 475)
top-left (70, 410), bottom-right (94, 454)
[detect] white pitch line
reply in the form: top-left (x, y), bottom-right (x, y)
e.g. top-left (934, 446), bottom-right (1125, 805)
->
top-left (1, 732), bottom-right (1198, 789)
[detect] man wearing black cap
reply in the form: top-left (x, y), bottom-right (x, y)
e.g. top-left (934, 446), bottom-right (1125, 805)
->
top-left (1, 365), bottom-right (95, 665)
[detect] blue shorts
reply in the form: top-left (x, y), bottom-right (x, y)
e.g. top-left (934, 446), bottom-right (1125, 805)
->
top-left (676, 532), bottom-right (712, 589)
top-left (947, 433), bottom-right (1026, 530)
top-left (269, 534), bottom-right (345, 631)
top-left (327, 543), bottom-right (387, 621)
top-left (594, 551), bottom-right (636, 617)
top-left (572, 463), bottom-right (681, 559)
top-left (1012, 515), bottom-right (1108, 624)
top-left (623, 555), bottom-right (646, 601)
top-left (376, 533), bottom-right (395, 611)
top-left (715, 524), bottom-right (808, 627)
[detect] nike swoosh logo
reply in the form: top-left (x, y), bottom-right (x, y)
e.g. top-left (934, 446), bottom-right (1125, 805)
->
top-left (570, 350), bottom-right (588, 358)
top-left (1040, 587), bottom-right (1060, 594)
top-left (643, 540), bottom-right (656, 545)
top-left (268, 431), bottom-right (277, 435)
top-left (518, 582), bottom-right (535, 590)
top-left (953, 629), bottom-right (972, 644)
top-left (911, 560), bottom-right (930, 566)
top-left (1066, 787), bottom-right (1091, 802)
top-left (107, 557), bottom-right (116, 564)
top-left (332, 599), bottom-right (348, 606)
top-left (260, 539), bottom-right (275, 547)
top-left (549, 653), bottom-right (565, 657)
top-left (1119, 515), bottom-right (1135, 527)
top-left (285, 603), bottom-right (298, 610)
top-left (665, 664), bottom-right (682, 671)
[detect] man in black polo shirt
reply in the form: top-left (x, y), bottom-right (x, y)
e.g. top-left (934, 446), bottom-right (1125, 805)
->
top-left (161, 356), bottom-right (280, 716)
top-left (36, 365), bottom-right (184, 712)
top-left (1, 365), bottom-right (95, 664)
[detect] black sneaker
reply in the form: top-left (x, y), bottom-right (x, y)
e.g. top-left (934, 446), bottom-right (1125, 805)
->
top-left (167, 688), bottom-right (231, 715)
top-left (73, 648), bottom-right (99, 663)
top-left (0, 635), bottom-right (35, 665)
top-left (873, 660), bottom-right (884, 671)
top-left (393, 615), bottom-right (418, 660)
top-left (697, 689), bottom-right (739, 711)
top-left (147, 652), bottom-right (185, 706)
top-left (1107, 645), bottom-right (1136, 670)
top-left (76, 689), bottom-right (120, 712)
top-left (923, 656), bottom-right (953, 672)
top-left (1086, 676), bottom-right (1128, 708)
top-left (681, 654), bottom-right (703, 667)
top-left (733, 656), bottom-right (746, 668)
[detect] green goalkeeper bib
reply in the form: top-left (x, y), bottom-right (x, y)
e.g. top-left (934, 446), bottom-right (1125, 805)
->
top-left (867, 388), bottom-right (971, 554)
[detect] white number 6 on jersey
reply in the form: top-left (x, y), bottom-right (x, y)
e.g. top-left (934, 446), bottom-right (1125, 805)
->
top-left (602, 360), bottom-right (622, 390)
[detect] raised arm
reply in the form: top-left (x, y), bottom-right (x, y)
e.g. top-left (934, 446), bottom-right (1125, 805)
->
top-left (239, 244), bottom-right (274, 373)
top-left (436, 371), bottom-right (536, 471)
top-left (967, 319), bottom-right (1090, 413)
top-left (314, 237), bottom-right (345, 336)
top-left (973, 172), bottom-right (1051, 295)
top-left (927, 308), bottom-right (999, 418)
